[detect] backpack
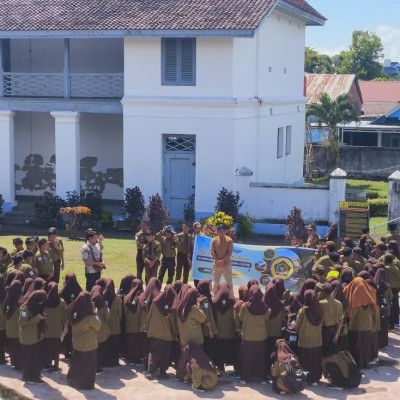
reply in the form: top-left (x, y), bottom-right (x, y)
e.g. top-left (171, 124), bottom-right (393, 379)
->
top-left (283, 363), bottom-right (306, 393)
top-left (377, 290), bottom-right (389, 320)
top-left (283, 326), bottom-right (298, 349)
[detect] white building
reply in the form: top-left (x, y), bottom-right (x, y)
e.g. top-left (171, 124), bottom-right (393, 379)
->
top-left (0, 0), bottom-right (325, 221)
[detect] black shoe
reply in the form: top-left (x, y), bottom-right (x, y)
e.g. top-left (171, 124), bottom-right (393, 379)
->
top-left (96, 368), bottom-right (104, 375)
top-left (29, 379), bottom-right (45, 384)
top-left (157, 371), bottom-right (168, 380)
top-left (52, 367), bottom-right (62, 374)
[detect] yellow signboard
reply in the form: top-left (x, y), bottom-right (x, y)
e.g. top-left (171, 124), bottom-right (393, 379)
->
top-left (339, 201), bottom-right (370, 238)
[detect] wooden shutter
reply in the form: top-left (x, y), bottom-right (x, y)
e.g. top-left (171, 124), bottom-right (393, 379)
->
top-left (163, 39), bottom-right (178, 84)
top-left (180, 39), bottom-right (195, 84)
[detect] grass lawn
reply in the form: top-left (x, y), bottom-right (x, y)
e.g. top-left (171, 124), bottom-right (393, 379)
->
top-left (346, 179), bottom-right (388, 198)
top-left (369, 217), bottom-right (389, 237)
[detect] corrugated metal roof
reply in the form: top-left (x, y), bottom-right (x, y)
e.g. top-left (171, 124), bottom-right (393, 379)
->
top-left (359, 81), bottom-right (400, 102)
top-left (305, 73), bottom-right (357, 104)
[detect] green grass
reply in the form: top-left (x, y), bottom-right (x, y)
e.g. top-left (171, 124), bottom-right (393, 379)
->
top-left (369, 217), bottom-right (389, 237)
top-left (346, 179), bottom-right (388, 198)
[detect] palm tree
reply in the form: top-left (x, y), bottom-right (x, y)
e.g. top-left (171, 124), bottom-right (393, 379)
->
top-left (306, 92), bottom-right (359, 170)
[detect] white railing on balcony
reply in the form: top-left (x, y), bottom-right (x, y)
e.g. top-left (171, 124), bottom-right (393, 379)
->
top-left (3, 72), bottom-right (123, 99)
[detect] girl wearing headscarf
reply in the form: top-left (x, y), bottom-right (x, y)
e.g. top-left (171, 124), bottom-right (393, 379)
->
top-left (212, 283), bottom-right (236, 372)
top-left (340, 269), bottom-right (354, 286)
top-left (101, 278), bottom-right (122, 367)
top-left (263, 283), bottom-right (285, 373)
top-left (66, 291), bottom-right (101, 390)
top-left (176, 288), bottom-right (206, 381)
top-left (139, 277), bottom-right (161, 368)
top-left (294, 289), bottom-right (324, 385)
top-left (343, 237), bottom-right (355, 249)
top-left (288, 279), bottom-right (316, 321)
top-left (238, 285), bottom-right (269, 384)
top-left (90, 285), bottom-right (110, 374)
top-left (343, 277), bottom-right (378, 369)
top-left (0, 275), bottom-right (6, 364)
top-left (172, 280), bottom-right (183, 296)
top-left (145, 285), bottom-right (178, 379)
top-left (60, 272), bottom-right (82, 360)
top-left (181, 342), bottom-right (218, 393)
top-left (365, 279), bottom-right (380, 366)
top-left (197, 279), bottom-right (218, 362)
top-left (21, 278), bottom-right (34, 296)
top-left (273, 278), bottom-right (291, 306)
top-left (19, 290), bottom-right (48, 383)
top-left (42, 282), bottom-right (67, 373)
top-left (4, 280), bottom-right (22, 370)
top-left (118, 274), bottom-right (136, 297)
top-left (331, 279), bottom-right (350, 351)
top-left (247, 278), bottom-right (259, 292)
top-left (5, 269), bottom-right (25, 288)
top-left (124, 279), bottom-right (143, 365)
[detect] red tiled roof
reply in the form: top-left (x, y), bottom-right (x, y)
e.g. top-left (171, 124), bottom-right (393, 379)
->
top-left (362, 102), bottom-right (399, 117)
top-left (359, 81), bottom-right (400, 103)
top-left (0, 0), bottom-right (325, 33)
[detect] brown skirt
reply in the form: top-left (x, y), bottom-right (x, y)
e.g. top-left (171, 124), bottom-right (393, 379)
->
top-left (203, 336), bottom-right (217, 363)
top-left (97, 340), bottom-right (107, 369)
top-left (322, 325), bottom-right (339, 356)
top-left (42, 338), bottom-right (61, 367)
top-left (371, 331), bottom-right (379, 359)
top-left (298, 346), bottom-right (322, 384)
top-left (170, 340), bottom-right (181, 369)
top-left (240, 340), bottom-right (267, 380)
top-left (21, 343), bottom-right (41, 382)
top-left (67, 349), bottom-right (97, 390)
top-left (148, 338), bottom-right (172, 373)
top-left (378, 317), bottom-right (389, 348)
top-left (216, 337), bottom-right (236, 370)
top-left (0, 330), bottom-right (6, 363)
top-left (348, 330), bottom-right (372, 369)
top-left (102, 334), bottom-right (120, 367)
top-left (126, 332), bottom-right (143, 363)
top-left (7, 337), bottom-right (21, 369)
top-left (141, 332), bottom-right (150, 368)
top-left (338, 333), bottom-right (349, 352)
top-left (63, 325), bottom-right (73, 357)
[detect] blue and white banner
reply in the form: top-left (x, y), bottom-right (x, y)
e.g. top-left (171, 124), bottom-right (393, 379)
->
top-left (192, 235), bottom-right (316, 292)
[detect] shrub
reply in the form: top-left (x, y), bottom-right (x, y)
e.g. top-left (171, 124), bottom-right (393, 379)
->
top-left (215, 187), bottom-right (243, 223)
top-left (65, 191), bottom-right (80, 207)
top-left (121, 187), bottom-right (146, 231)
top-left (60, 206), bottom-right (91, 239)
top-left (34, 191), bottom-right (66, 227)
top-left (146, 193), bottom-right (170, 233)
top-left (100, 211), bottom-right (114, 231)
top-left (236, 213), bottom-right (255, 239)
top-left (285, 207), bottom-right (306, 245)
top-left (366, 192), bottom-right (380, 200)
top-left (202, 211), bottom-right (236, 240)
top-left (82, 191), bottom-right (103, 224)
top-left (183, 194), bottom-right (195, 226)
top-left (0, 194), bottom-right (3, 214)
top-left (368, 198), bottom-right (388, 217)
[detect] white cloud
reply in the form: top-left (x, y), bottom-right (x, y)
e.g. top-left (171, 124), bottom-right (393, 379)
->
top-left (311, 46), bottom-right (346, 57)
top-left (377, 25), bottom-right (400, 61)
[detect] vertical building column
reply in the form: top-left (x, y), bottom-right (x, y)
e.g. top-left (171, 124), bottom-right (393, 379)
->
top-left (388, 171), bottom-right (400, 229)
top-left (329, 168), bottom-right (347, 224)
top-left (377, 131), bottom-right (382, 147)
top-left (51, 112), bottom-right (80, 199)
top-left (0, 110), bottom-right (16, 212)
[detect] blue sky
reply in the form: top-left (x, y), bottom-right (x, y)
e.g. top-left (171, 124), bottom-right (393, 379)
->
top-left (305, 0), bottom-right (400, 61)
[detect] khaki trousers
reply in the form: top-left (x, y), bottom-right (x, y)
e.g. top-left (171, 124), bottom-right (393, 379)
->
top-left (212, 263), bottom-right (233, 295)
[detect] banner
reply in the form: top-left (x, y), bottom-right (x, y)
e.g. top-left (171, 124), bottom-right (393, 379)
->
top-left (192, 235), bottom-right (316, 292)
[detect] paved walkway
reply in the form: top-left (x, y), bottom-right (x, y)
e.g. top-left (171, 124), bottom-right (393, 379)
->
top-left (1, 331), bottom-right (400, 400)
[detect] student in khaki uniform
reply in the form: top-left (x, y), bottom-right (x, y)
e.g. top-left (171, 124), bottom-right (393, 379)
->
top-left (142, 231), bottom-right (161, 285)
top-left (0, 275), bottom-right (6, 364)
top-left (315, 241), bottom-right (336, 275)
top-left (374, 268), bottom-right (392, 348)
top-left (352, 247), bottom-right (367, 269)
top-left (6, 254), bottom-right (24, 279)
top-left (0, 247), bottom-right (13, 275)
top-left (135, 221), bottom-right (150, 283)
top-left (304, 233), bottom-right (319, 249)
top-left (232, 286), bottom-right (248, 378)
top-left (67, 291), bottom-right (101, 390)
top-left (176, 223), bottom-right (193, 284)
top-left (19, 290), bottom-right (48, 383)
top-left (238, 285), bottom-right (269, 384)
top-left (385, 222), bottom-right (400, 247)
top-left (124, 279), bottom-right (143, 365)
top-left (330, 279), bottom-right (350, 351)
top-left (48, 227), bottom-right (65, 284)
top-left (145, 285), bottom-right (178, 379)
top-left (11, 237), bottom-right (24, 257)
top-left (340, 247), bottom-right (362, 274)
top-left (24, 237), bottom-right (36, 255)
top-left (43, 282), bottom-right (67, 373)
top-left (383, 253), bottom-right (400, 330)
top-left (21, 250), bottom-right (36, 279)
top-left (156, 226), bottom-right (178, 285)
top-left (34, 238), bottom-right (54, 281)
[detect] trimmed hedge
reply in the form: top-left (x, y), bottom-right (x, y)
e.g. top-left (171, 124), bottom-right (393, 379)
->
top-left (368, 198), bottom-right (388, 217)
top-left (366, 192), bottom-right (379, 200)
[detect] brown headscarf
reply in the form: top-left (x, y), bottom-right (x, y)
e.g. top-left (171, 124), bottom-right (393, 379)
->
top-left (234, 285), bottom-right (248, 310)
top-left (119, 274), bottom-right (136, 296)
top-left (45, 282), bottom-right (61, 308)
top-left (325, 223), bottom-right (338, 241)
top-left (95, 278), bottom-right (106, 289)
top-left (21, 289), bottom-right (48, 337)
top-left (154, 284), bottom-right (178, 317)
top-left (139, 277), bottom-right (161, 312)
top-left (34, 277), bottom-right (46, 291)
top-left (288, 278), bottom-right (316, 315)
top-left (302, 289), bottom-right (324, 326)
top-left (0, 274), bottom-right (6, 304)
top-left (272, 278), bottom-right (285, 300)
top-left (67, 291), bottom-right (95, 325)
top-left (357, 270), bottom-right (371, 280)
top-left (90, 285), bottom-right (107, 310)
top-left (245, 285), bottom-right (268, 316)
top-left (124, 279), bottom-right (144, 313)
top-left (274, 338), bottom-right (299, 365)
top-left (343, 277), bottom-right (378, 318)
top-left (374, 268), bottom-right (390, 298)
top-left (330, 279), bottom-right (350, 314)
top-left (197, 279), bottom-right (212, 303)
top-left (21, 278), bottom-right (34, 296)
top-left (179, 283), bottom-right (192, 301)
top-left (103, 278), bottom-right (116, 308)
top-left (172, 280), bottom-right (183, 296)
top-left (4, 280), bottom-right (22, 319)
top-left (177, 287), bottom-right (199, 322)
top-left (343, 237), bottom-right (355, 249)
top-left (213, 283), bottom-right (235, 314)
top-left (263, 283), bottom-right (284, 318)
top-left (60, 273), bottom-right (83, 305)
top-left (247, 278), bottom-right (259, 291)
top-left (340, 269), bottom-right (354, 286)
top-left (5, 270), bottom-right (25, 288)
top-left (182, 342), bottom-right (217, 373)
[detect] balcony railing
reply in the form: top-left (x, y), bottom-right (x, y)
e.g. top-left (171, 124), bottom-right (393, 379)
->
top-left (3, 72), bottom-right (124, 99)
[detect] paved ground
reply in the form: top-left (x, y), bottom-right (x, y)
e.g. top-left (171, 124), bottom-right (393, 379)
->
top-left (1, 330), bottom-right (400, 400)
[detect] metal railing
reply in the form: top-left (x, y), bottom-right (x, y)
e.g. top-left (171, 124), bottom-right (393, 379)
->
top-left (370, 216), bottom-right (400, 239)
top-left (3, 72), bottom-right (124, 99)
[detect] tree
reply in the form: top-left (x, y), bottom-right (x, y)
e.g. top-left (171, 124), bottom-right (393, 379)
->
top-left (146, 193), bottom-right (170, 233)
top-left (340, 30), bottom-right (384, 80)
top-left (306, 92), bottom-right (359, 170)
top-left (305, 47), bottom-right (333, 74)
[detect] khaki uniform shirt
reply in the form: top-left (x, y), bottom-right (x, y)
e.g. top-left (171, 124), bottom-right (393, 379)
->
top-left (343, 259), bottom-right (362, 274)
top-left (215, 308), bottom-right (236, 339)
top-left (48, 239), bottom-right (64, 262)
top-left (199, 298), bottom-right (218, 337)
top-left (314, 255), bottom-right (333, 276)
top-left (43, 300), bottom-right (67, 339)
top-left (6, 308), bottom-right (20, 338)
top-left (211, 235), bottom-right (233, 263)
top-left (238, 304), bottom-right (269, 342)
top-left (319, 297), bottom-right (343, 327)
top-left (295, 308), bottom-right (322, 348)
top-left (34, 251), bottom-right (54, 277)
top-left (146, 304), bottom-right (177, 341)
top-left (108, 296), bottom-right (122, 335)
top-left (71, 315), bottom-right (101, 352)
top-left (176, 232), bottom-right (193, 254)
top-left (19, 307), bottom-right (42, 345)
top-left (385, 232), bottom-right (400, 247)
top-left (20, 263), bottom-right (36, 279)
top-left (124, 304), bottom-right (142, 334)
top-left (96, 306), bottom-right (111, 343)
top-left (135, 230), bottom-right (148, 252)
top-left (177, 306), bottom-right (206, 346)
top-left (385, 263), bottom-right (400, 289)
top-left (267, 309), bottom-right (286, 338)
top-left (142, 241), bottom-right (161, 262)
top-left (156, 232), bottom-right (177, 258)
top-left (0, 254), bottom-right (13, 274)
top-left (348, 306), bottom-right (373, 331)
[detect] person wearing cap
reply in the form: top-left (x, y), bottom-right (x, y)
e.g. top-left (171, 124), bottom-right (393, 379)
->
top-left (11, 238), bottom-right (24, 257)
top-left (360, 226), bottom-right (375, 247)
top-left (135, 220), bottom-right (150, 283)
top-left (306, 223), bottom-right (320, 241)
top-left (385, 222), bottom-right (400, 247)
top-left (156, 226), bottom-right (177, 285)
top-left (304, 233), bottom-right (319, 250)
top-left (142, 231), bottom-right (161, 285)
top-left (24, 237), bottom-right (36, 254)
top-left (48, 227), bottom-right (65, 284)
top-left (311, 265), bottom-right (327, 283)
top-left (33, 238), bottom-right (54, 282)
top-left (20, 251), bottom-right (36, 279)
top-left (176, 223), bottom-right (193, 284)
top-left (340, 248), bottom-right (361, 274)
top-left (371, 242), bottom-right (387, 260)
top-left (6, 254), bottom-right (24, 277)
top-left (81, 229), bottom-right (106, 292)
top-left (383, 253), bottom-right (400, 331)
top-left (192, 222), bottom-right (203, 288)
top-left (352, 247), bottom-right (366, 269)
top-left (211, 224), bottom-right (234, 296)
top-left (0, 247), bottom-right (12, 274)
top-left (315, 241), bottom-right (336, 276)
top-left (314, 238), bottom-right (327, 261)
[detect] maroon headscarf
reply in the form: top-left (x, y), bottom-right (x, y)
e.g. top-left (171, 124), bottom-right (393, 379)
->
top-left (0, 275), bottom-right (6, 304)
top-left (343, 237), bottom-right (355, 249)
top-left (247, 278), bottom-right (259, 291)
top-left (172, 280), bottom-right (183, 296)
top-left (374, 268), bottom-right (390, 298)
top-left (288, 279), bottom-right (316, 316)
top-left (103, 278), bottom-right (117, 308)
top-left (357, 270), bottom-right (371, 281)
top-left (124, 279), bottom-right (144, 313)
top-left (179, 283), bottom-right (192, 301)
top-left (340, 269), bottom-right (354, 286)
top-left (154, 284), bottom-right (178, 317)
top-left (364, 262), bottom-right (375, 278)
top-left (183, 342), bottom-right (217, 373)
top-left (213, 283), bottom-right (235, 314)
top-left (90, 285), bottom-right (107, 310)
top-left (21, 289), bottom-right (48, 338)
top-left (4, 280), bottom-right (22, 319)
top-left (139, 277), bottom-right (161, 312)
top-left (5, 270), bottom-right (25, 288)
top-left (45, 282), bottom-right (61, 308)
top-left (20, 277), bottom-right (47, 305)
top-left (95, 278), bottom-right (106, 290)
top-left (274, 338), bottom-right (299, 365)
top-left (302, 289), bottom-right (324, 326)
top-left (177, 287), bottom-right (199, 322)
top-left (263, 283), bottom-right (284, 318)
top-left (197, 279), bottom-right (212, 303)
top-left (234, 285), bottom-right (248, 310)
top-left (245, 286), bottom-right (269, 316)
top-left (21, 278), bottom-right (34, 296)
top-left (330, 279), bottom-right (349, 314)
top-left (67, 291), bottom-right (95, 325)
top-left (60, 273), bottom-right (83, 305)
top-left (119, 274), bottom-right (136, 296)
top-left (325, 223), bottom-right (338, 241)
top-left (272, 278), bottom-right (286, 300)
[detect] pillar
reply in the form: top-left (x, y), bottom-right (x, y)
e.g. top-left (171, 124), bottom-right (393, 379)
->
top-left (234, 166), bottom-right (253, 214)
top-left (388, 170), bottom-right (400, 229)
top-left (51, 112), bottom-right (80, 199)
top-left (0, 110), bottom-right (16, 212)
top-left (329, 168), bottom-right (347, 223)
top-left (377, 131), bottom-right (382, 147)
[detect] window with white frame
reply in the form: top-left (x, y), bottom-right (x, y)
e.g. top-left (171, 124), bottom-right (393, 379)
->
top-left (277, 127), bottom-right (284, 158)
top-left (286, 125), bottom-right (292, 155)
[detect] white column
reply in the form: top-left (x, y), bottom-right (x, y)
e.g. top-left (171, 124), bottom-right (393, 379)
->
top-left (0, 110), bottom-right (16, 212)
top-left (329, 168), bottom-right (347, 223)
top-left (388, 170), bottom-right (400, 229)
top-left (377, 131), bottom-right (382, 147)
top-left (51, 112), bottom-right (80, 199)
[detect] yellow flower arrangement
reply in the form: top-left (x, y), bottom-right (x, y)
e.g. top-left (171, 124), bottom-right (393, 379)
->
top-left (206, 211), bottom-right (234, 229)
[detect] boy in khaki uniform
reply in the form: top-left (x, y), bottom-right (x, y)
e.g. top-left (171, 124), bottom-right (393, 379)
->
top-left (176, 223), bottom-right (193, 284)
top-left (0, 247), bottom-right (13, 274)
top-left (34, 238), bottom-right (54, 281)
top-left (135, 221), bottom-right (149, 283)
top-left (156, 226), bottom-right (177, 285)
top-left (142, 231), bottom-right (161, 285)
